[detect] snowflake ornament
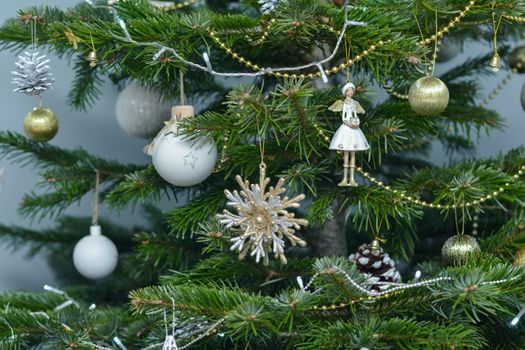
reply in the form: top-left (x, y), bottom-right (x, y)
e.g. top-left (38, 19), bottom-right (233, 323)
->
top-left (12, 52), bottom-right (54, 96)
top-left (217, 163), bottom-right (308, 265)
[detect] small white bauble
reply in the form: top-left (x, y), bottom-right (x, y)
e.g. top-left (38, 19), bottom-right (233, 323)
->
top-left (152, 133), bottom-right (218, 187)
top-left (73, 225), bottom-right (119, 280)
top-left (115, 82), bottom-right (172, 138)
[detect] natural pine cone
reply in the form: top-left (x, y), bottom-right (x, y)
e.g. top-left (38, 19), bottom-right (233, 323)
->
top-left (349, 240), bottom-right (401, 291)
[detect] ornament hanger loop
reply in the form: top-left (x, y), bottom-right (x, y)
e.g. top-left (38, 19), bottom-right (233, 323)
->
top-left (92, 169), bottom-right (100, 225)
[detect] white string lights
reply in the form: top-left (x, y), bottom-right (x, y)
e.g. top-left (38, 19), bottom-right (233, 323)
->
top-left (86, 0), bottom-right (369, 80)
top-left (304, 266), bottom-right (522, 300)
top-left (111, 15), bottom-right (366, 79)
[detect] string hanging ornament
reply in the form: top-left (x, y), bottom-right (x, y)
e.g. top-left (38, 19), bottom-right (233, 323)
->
top-left (12, 16), bottom-right (58, 142)
top-left (441, 199), bottom-right (481, 264)
top-left (145, 71), bottom-right (218, 187)
top-left (489, 5), bottom-right (503, 72)
top-left (72, 170), bottom-right (119, 280)
top-left (408, 11), bottom-right (449, 117)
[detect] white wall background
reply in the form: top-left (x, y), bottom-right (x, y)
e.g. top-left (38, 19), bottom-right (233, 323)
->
top-left (0, 1), bottom-right (523, 291)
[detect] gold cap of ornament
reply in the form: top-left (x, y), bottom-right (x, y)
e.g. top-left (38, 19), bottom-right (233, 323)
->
top-left (370, 239), bottom-right (381, 250)
top-left (172, 105), bottom-right (194, 121)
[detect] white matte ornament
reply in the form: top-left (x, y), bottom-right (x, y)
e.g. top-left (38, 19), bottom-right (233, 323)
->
top-left (73, 225), bottom-right (118, 279)
top-left (115, 82), bottom-right (172, 138)
top-left (151, 106), bottom-right (217, 187)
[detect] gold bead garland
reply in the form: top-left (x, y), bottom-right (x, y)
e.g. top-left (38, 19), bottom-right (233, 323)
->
top-left (383, 84), bottom-right (409, 100)
top-left (502, 14), bottom-right (525, 24)
top-left (417, 1), bottom-right (476, 46)
top-left (250, 19), bottom-right (276, 45)
top-left (355, 165), bottom-right (525, 209)
top-left (213, 132), bottom-right (230, 173)
top-left (208, 28), bottom-right (390, 79)
top-left (480, 68), bottom-right (517, 107)
top-left (205, 1), bottom-right (475, 81)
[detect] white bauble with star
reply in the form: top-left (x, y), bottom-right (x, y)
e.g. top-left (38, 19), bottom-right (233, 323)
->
top-left (115, 82), bottom-right (172, 138)
top-left (150, 106), bottom-right (217, 187)
top-left (73, 225), bottom-right (118, 279)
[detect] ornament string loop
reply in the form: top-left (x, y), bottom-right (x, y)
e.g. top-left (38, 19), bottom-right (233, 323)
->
top-left (179, 70), bottom-right (185, 106)
top-left (92, 170), bottom-right (100, 226)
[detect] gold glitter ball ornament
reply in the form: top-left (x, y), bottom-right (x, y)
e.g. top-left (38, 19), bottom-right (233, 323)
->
top-left (514, 248), bottom-right (525, 266)
top-left (441, 234), bottom-right (480, 264)
top-left (24, 107), bottom-right (59, 142)
top-left (408, 76), bottom-right (450, 116)
top-left (217, 163), bottom-right (308, 265)
top-left (509, 46), bottom-right (525, 73)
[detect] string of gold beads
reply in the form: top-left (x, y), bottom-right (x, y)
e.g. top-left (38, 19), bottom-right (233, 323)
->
top-left (502, 14), bottom-right (525, 24)
top-left (480, 68), bottom-right (517, 107)
top-left (214, 133), bottom-right (230, 172)
top-left (383, 84), bottom-right (409, 100)
top-left (313, 122), bottom-right (331, 143)
top-left (208, 28), bottom-right (390, 79)
top-left (355, 165), bottom-right (525, 209)
top-left (418, 1), bottom-right (475, 46)
top-left (251, 19), bottom-right (277, 45)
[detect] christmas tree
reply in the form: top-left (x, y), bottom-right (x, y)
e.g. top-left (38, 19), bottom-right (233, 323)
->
top-left (0, 0), bottom-right (525, 348)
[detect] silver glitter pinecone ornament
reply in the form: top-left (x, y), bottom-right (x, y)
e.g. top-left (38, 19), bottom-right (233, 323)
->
top-left (259, 0), bottom-right (279, 14)
top-left (12, 52), bottom-right (54, 96)
top-left (441, 234), bottom-right (480, 264)
top-left (349, 240), bottom-right (401, 291)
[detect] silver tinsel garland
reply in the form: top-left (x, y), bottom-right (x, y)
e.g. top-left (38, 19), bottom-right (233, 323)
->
top-left (12, 51), bottom-right (54, 96)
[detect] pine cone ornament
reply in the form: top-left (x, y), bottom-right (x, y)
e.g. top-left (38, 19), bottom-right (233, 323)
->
top-left (349, 240), bottom-right (401, 292)
top-left (259, 0), bottom-right (279, 14)
top-left (12, 52), bottom-right (54, 96)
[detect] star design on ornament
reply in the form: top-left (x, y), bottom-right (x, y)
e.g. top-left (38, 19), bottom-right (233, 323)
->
top-left (183, 152), bottom-right (198, 169)
top-left (217, 164), bottom-right (308, 265)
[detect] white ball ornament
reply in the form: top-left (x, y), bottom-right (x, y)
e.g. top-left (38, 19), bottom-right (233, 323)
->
top-left (73, 225), bottom-right (119, 280)
top-left (147, 106), bottom-right (218, 187)
top-left (115, 82), bottom-right (172, 138)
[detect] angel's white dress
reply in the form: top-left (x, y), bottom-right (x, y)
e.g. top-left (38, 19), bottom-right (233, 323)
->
top-left (329, 99), bottom-right (369, 151)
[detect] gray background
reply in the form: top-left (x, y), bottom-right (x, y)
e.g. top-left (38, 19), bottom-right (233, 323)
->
top-left (0, 1), bottom-right (523, 291)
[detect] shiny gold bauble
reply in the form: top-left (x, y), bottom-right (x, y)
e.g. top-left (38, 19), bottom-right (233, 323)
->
top-left (508, 46), bottom-right (525, 73)
top-left (514, 248), bottom-right (525, 266)
top-left (408, 76), bottom-right (450, 116)
top-left (24, 107), bottom-right (59, 142)
top-left (441, 234), bottom-right (480, 264)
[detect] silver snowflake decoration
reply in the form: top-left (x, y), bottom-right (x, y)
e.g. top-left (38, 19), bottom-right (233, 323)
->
top-left (12, 51), bottom-right (54, 96)
top-left (259, 0), bottom-right (279, 14)
top-left (217, 163), bottom-right (308, 265)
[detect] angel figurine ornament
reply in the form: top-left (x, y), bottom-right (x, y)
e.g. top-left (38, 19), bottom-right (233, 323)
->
top-left (329, 82), bottom-right (369, 187)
